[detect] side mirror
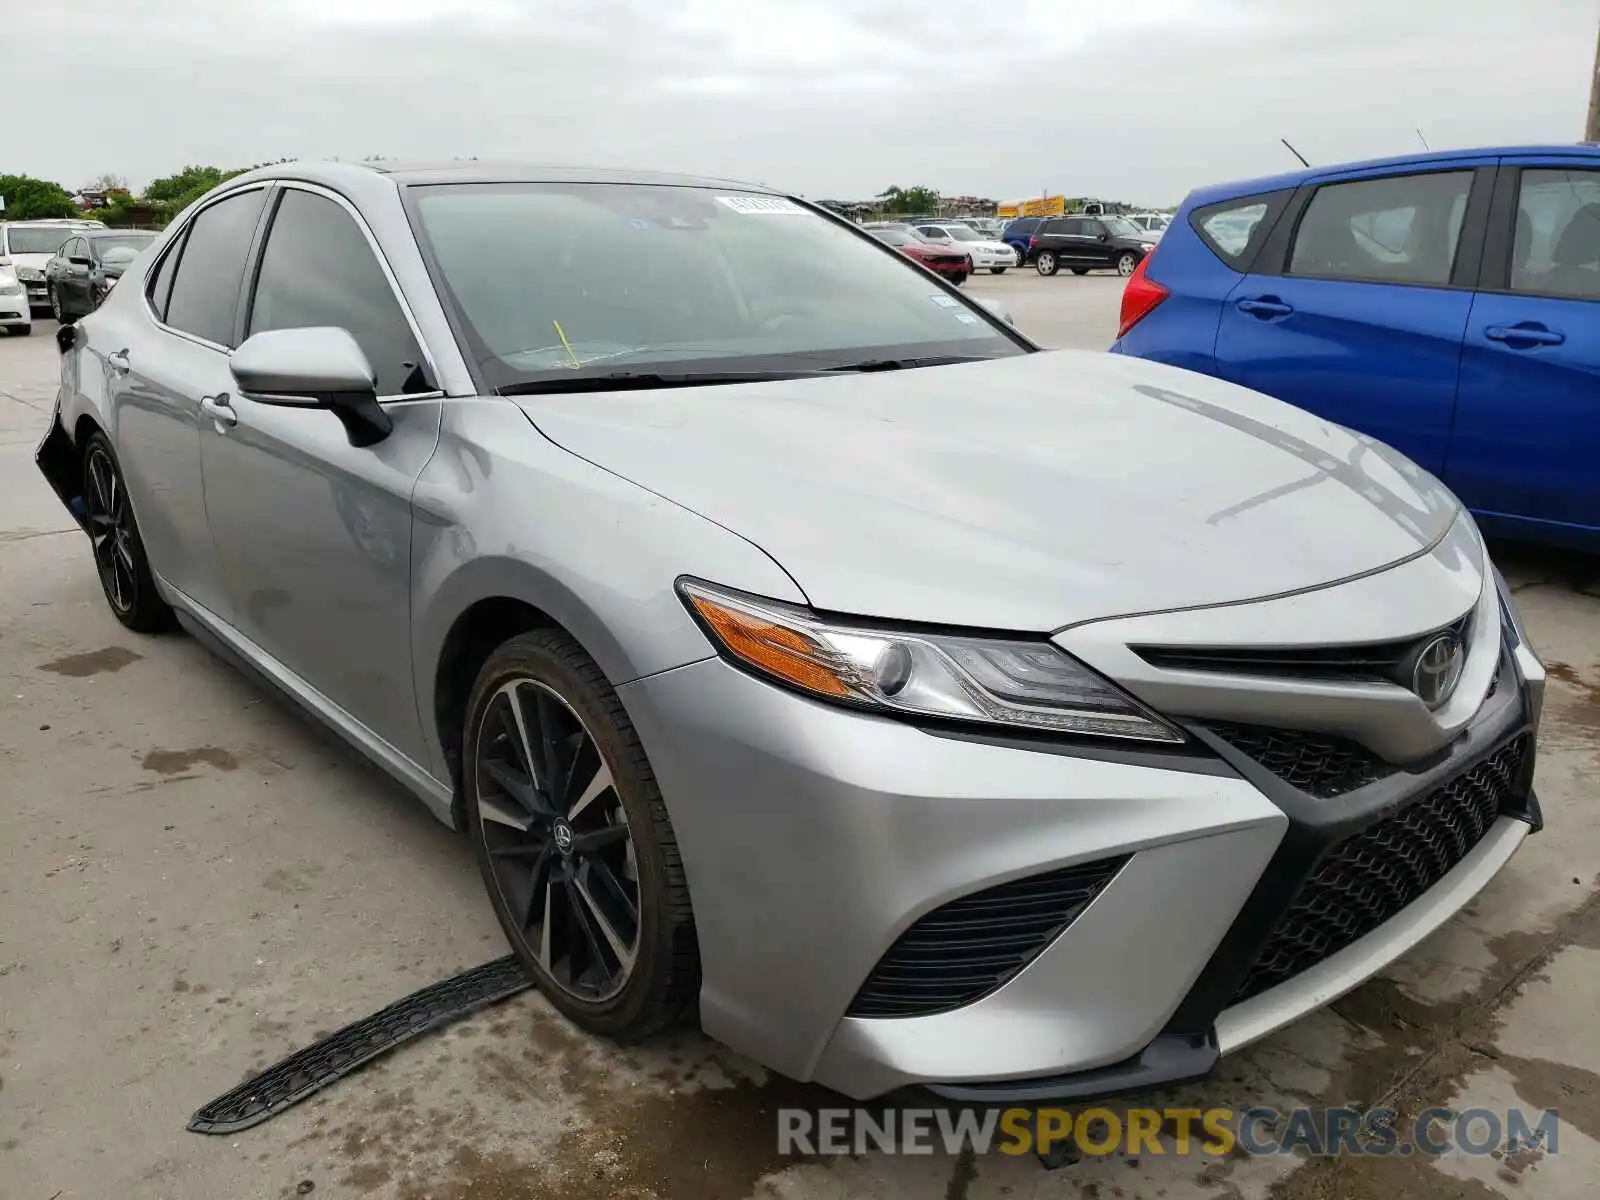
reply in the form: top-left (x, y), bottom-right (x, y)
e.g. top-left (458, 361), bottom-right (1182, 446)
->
top-left (973, 296), bottom-right (1015, 326)
top-left (1097, 232), bottom-right (1109, 243)
top-left (229, 327), bottom-right (393, 447)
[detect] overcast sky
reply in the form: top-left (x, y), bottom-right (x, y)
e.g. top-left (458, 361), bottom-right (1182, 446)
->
top-left (9, 0), bottom-right (1598, 206)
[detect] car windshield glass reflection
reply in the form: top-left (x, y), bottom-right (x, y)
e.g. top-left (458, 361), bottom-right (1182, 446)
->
top-left (92, 236), bottom-right (155, 262)
top-left (8, 228), bottom-right (76, 254)
top-left (407, 183), bottom-right (1023, 391)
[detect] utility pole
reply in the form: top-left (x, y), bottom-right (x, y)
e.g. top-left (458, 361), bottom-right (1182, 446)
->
top-left (1588, 17), bottom-right (1600, 141)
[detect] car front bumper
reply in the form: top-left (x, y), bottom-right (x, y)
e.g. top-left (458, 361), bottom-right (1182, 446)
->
top-left (619, 630), bottom-right (1540, 1102)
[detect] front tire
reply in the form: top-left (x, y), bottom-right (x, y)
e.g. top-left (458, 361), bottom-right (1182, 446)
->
top-left (49, 286), bottom-right (71, 325)
top-left (10, 325), bottom-right (30, 337)
top-left (81, 432), bottom-right (173, 632)
top-left (464, 629), bottom-right (699, 1041)
top-left (989, 266), bottom-right (1008, 275)
top-left (1036, 251), bottom-right (1059, 276)
top-left (1117, 252), bottom-right (1139, 277)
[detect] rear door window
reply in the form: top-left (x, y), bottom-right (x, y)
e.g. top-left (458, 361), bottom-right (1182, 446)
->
top-left (146, 231), bottom-right (186, 321)
top-left (1509, 168), bottom-right (1600, 300)
top-left (1288, 171), bottom-right (1472, 286)
top-left (163, 189), bottom-right (268, 347)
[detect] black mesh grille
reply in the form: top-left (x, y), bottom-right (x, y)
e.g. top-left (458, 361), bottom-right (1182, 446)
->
top-left (1230, 736), bottom-right (1527, 1005)
top-left (1206, 723), bottom-right (1393, 798)
top-left (848, 857), bottom-right (1128, 1019)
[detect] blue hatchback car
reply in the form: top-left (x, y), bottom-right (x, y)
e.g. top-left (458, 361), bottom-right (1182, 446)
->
top-left (1113, 146), bottom-right (1600, 552)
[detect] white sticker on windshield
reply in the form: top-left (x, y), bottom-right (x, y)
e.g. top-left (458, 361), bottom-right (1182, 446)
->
top-left (954, 313), bottom-right (980, 324)
top-left (716, 195), bottom-right (807, 215)
top-left (928, 294), bottom-right (961, 308)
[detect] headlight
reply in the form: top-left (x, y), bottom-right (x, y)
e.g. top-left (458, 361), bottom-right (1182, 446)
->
top-left (678, 580), bottom-right (1183, 743)
top-left (0, 282), bottom-right (20, 297)
top-left (1140, 242), bottom-right (1156, 252)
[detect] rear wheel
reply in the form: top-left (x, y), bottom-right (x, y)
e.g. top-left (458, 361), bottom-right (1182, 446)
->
top-left (10, 325), bottom-right (30, 337)
top-left (49, 286), bottom-right (72, 325)
top-left (1117, 252), bottom-right (1139, 277)
top-left (82, 432), bottom-right (174, 632)
top-left (464, 629), bottom-right (699, 1040)
top-left (1036, 251), bottom-right (1059, 276)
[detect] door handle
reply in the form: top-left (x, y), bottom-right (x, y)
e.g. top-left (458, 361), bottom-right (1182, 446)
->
top-left (106, 349), bottom-right (130, 375)
top-left (201, 393), bottom-right (238, 429)
top-left (1484, 324), bottom-right (1565, 348)
top-left (1237, 298), bottom-right (1294, 318)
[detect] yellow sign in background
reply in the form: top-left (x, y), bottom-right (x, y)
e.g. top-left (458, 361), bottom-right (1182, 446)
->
top-left (1019, 195), bottom-right (1066, 218)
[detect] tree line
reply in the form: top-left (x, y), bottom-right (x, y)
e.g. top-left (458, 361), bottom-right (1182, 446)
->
top-left (0, 163), bottom-right (292, 227)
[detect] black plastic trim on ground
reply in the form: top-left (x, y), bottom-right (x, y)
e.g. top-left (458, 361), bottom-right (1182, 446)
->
top-left (187, 956), bottom-right (533, 1135)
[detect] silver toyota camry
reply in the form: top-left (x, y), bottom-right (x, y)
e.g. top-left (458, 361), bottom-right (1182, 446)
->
top-left (36, 162), bottom-right (1546, 1103)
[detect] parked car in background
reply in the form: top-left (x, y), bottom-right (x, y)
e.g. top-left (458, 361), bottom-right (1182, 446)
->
top-left (864, 224), bottom-right (972, 284)
top-left (910, 223), bottom-right (1016, 273)
top-left (45, 230), bottom-right (158, 323)
top-left (0, 221), bottom-right (103, 313)
top-left (1001, 216), bottom-right (1044, 263)
top-left (1031, 215), bottom-right (1157, 277)
top-left (0, 264), bottom-right (31, 336)
top-left (36, 159), bottom-right (1543, 1107)
top-left (1113, 144), bottom-right (1600, 551)
top-left (1125, 212), bottom-right (1172, 238)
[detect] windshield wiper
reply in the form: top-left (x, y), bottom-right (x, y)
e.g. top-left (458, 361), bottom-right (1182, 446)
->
top-left (824, 355), bottom-right (991, 373)
top-left (497, 369), bottom-right (828, 396)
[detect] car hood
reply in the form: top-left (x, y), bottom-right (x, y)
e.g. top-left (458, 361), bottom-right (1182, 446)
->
top-left (515, 351), bottom-right (1461, 631)
top-left (7, 253), bottom-right (52, 273)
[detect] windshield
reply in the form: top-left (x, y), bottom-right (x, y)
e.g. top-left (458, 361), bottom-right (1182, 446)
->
top-left (6, 226), bottom-right (75, 255)
top-left (869, 228), bottom-right (916, 247)
top-left (92, 235), bottom-right (156, 263)
top-left (1102, 218), bottom-right (1142, 238)
top-left (408, 183), bottom-right (1024, 391)
top-left (940, 226), bottom-right (983, 242)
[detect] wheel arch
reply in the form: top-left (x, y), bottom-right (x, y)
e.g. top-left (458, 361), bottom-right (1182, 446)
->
top-left (418, 556), bottom-right (670, 830)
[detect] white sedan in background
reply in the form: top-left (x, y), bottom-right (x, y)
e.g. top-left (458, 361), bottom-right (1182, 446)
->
top-left (912, 223), bottom-right (1017, 273)
top-left (0, 265), bottom-right (31, 336)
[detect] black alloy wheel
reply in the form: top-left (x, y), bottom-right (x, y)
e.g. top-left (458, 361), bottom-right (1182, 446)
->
top-left (81, 433), bottom-right (172, 631)
top-left (465, 630), bottom-right (698, 1038)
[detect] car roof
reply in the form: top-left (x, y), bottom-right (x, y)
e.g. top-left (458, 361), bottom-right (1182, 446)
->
top-left (1184, 143), bottom-right (1600, 208)
top-left (225, 159), bottom-right (784, 194)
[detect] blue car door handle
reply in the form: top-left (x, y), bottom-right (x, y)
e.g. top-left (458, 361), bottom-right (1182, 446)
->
top-left (1484, 323), bottom-right (1565, 348)
top-left (1237, 298), bottom-right (1294, 318)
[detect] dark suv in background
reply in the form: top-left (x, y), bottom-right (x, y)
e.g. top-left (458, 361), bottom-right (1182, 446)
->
top-left (1001, 216), bottom-right (1044, 263)
top-left (1031, 215), bottom-right (1158, 277)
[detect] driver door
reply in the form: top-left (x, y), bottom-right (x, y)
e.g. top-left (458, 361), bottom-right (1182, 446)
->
top-left (198, 184), bottom-right (443, 766)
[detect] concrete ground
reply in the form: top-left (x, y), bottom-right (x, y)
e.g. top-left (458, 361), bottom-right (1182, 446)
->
top-left (0, 276), bottom-right (1596, 1200)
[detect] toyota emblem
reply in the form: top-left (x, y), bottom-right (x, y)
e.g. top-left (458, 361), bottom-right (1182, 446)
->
top-left (1411, 632), bottom-right (1466, 708)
